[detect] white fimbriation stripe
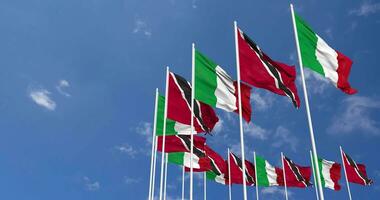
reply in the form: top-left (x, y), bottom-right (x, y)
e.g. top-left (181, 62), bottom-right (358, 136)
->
top-left (315, 35), bottom-right (339, 86)
top-left (265, 161), bottom-right (279, 186)
top-left (321, 159), bottom-right (336, 190)
top-left (174, 122), bottom-right (193, 135)
top-left (183, 152), bottom-right (201, 169)
top-left (214, 175), bottom-right (226, 185)
top-left (215, 66), bottom-right (237, 112)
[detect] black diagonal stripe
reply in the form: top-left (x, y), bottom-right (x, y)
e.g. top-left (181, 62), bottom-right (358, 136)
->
top-left (285, 157), bottom-right (311, 187)
top-left (176, 135), bottom-right (205, 158)
top-left (240, 31), bottom-right (298, 108)
top-left (230, 153), bottom-right (255, 184)
top-left (171, 73), bottom-right (210, 132)
top-left (344, 152), bottom-right (373, 185)
top-left (209, 156), bottom-right (222, 176)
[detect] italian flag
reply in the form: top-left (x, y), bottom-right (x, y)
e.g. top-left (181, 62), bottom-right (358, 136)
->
top-left (317, 158), bottom-right (342, 191)
top-left (168, 152), bottom-right (211, 171)
top-left (206, 171), bottom-right (228, 185)
top-left (255, 155), bottom-right (282, 187)
top-left (155, 95), bottom-right (193, 136)
top-left (294, 13), bottom-right (357, 94)
top-left (195, 50), bottom-right (252, 122)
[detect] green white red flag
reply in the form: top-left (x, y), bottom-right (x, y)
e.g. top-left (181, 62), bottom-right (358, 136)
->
top-left (255, 155), bottom-right (283, 187)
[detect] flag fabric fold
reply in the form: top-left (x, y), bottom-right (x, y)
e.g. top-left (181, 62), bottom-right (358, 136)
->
top-left (283, 156), bottom-right (312, 188)
top-left (168, 152), bottom-right (211, 171)
top-left (194, 50), bottom-right (252, 122)
top-left (237, 27), bottom-right (301, 108)
top-left (255, 155), bottom-right (283, 187)
top-left (157, 135), bottom-right (206, 153)
top-left (167, 72), bottom-right (219, 133)
top-left (228, 152), bottom-right (255, 186)
top-left (317, 158), bottom-right (342, 190)
top-left (204, 145), bottom-right (229, 185)
top-left (342, 151), bottom-right (373, 186)
top-left (294, 13), bottom-right (357, 94)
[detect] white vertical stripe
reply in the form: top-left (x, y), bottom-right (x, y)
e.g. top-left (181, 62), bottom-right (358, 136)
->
top-left (174, 122), bottom-right (193, 135)
top-left (315, 35), bottom-right (339, 86)
top-left (321, 159), bottom-right (336, 190)
top-left (265, 161), bottom-right (279, 186)
top-left (215, 66), bottom-right (237, 112)
top-left (183, 152), bottom-right (201, 169)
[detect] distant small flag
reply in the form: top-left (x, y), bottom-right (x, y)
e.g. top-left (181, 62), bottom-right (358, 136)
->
top-left (294, 13), bottom-right (357, 94)
top-left (228, 152), bottom-right (255, 186)
top-left (342, 151), bottom-right (373, 186)
top-left (157, 135), bottom-right (206, 153)
top-left (255, 155), bottom-right (284, 187)
top-left (168, 152), bottom-right (211, 171)
top-left (317, 158), bottom-right (342, 190)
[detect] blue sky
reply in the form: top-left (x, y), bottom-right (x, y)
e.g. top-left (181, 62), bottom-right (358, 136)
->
top-left (0, 0), bottom-right (379, 199)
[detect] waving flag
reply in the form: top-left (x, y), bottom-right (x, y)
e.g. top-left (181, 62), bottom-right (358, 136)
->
top-left (157, 135), bottom-right (206, 153)
top-left (342, 150), bottom-right (373, 186)
top-left (283, 156), bottom-right (312, 188)
top-left (255, 155), bottom-right (284, 187)
top-left (168, 152), bottom-right (211, 171)
top-left (167, 72), bottom-right (219, 133)
top-left (294, 13), bottom-right (357, 94)
top-left (195, 50), bottom-right (252, 122)
top-left (228, 152), bottom-right (255, 186)
top-left (237, 27), bottom-right (301, 108)
top-left (317, 158), bottom-right (341, 190)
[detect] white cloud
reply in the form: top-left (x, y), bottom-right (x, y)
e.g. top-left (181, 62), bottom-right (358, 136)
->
top-left (350, 1), bottom-right (380, 16)
top-left (56, 79), bottom-right (71, 97)
top-left (136, 122), bottom-right (153, 143)
top-left (244, 122), bottom-right (269, 140)
top-left (124, 177), bottom-right (141, 184)
top-left (271, 126), bottom-right (298, 152)
top-left (212, 119), bottom-right (223, 134)
top-left (191, 0), bottom-right (197, 8)
top-left (324, 28), bottom-right (333, 39)
top-left (114, 143), bottom-right (138, 158)
top-left (261, 187), bottom-right (293, 198)
top-left (29, 88), bottom-right (56, 111)
top-left (133, 19), bottom-right (152, 37)
top-left (328, 96), bottom-right (380, 135)
top-left (83, 176), bottom-right (100, 191)
top-left (301, 69), bottom-right (330, 95)
top-left (251, 91), bottom-right (275, 111)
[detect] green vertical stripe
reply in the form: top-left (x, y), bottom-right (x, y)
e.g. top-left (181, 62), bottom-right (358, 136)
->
top-left (317, 158), bottom-right (326, 187)
top-left (194, 50), bottom-right (218, 107)
top-left (206, 171), bottom-right (217, 180)
top-left (168, 152), bottom-right (185, 165)
top-left (295, 13), bottom-right (325, 76)
top-left (155, 95), bottom-right (177, 136)
top-left (256, 155), bottom-right (270, 187)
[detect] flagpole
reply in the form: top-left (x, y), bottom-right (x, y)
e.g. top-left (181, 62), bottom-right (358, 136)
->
top-left (182, 166), bottom-right (185, 200)
top-left (228, 148), bottom-right (232, 200)
top-left (290, 4), bottom-right (325, 200)
top-left (148, 88), bottom-right (159, 200)
top-left (159, 67), bottom-right (170, 200)
top-left (163, 154), bottom-right (168, 200)
top-left (340, 146), bottom-right (353, 200)
top-left (152, 136), bottom-right (158, 200)
top-left (204, 172), bottom-right (207, 200)
top-left (281, 152), bottom-right (288, 200)
top-left (190, 42), bottom-right (195, 200)
top-left (253, 152), bottom-right (259, 200)
top-left (310, 150), bottom-right (320, 200)
top-left (234, 20), bottom-right (248, 200)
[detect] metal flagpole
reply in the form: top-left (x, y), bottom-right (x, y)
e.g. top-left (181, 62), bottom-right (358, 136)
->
top-left (228, 148), bottom-right (232, 200)
top-left (310, 150), bottom-right (320, 200)
top-left (340, 146), bottom-right (353, 200)
top-left (182, 166), bottom-right (185, 200)
top-left (148, 89), bottom-right (159, 200)
top-left (281, 152), bottom-right (288, 200)
top-left (253, 152), bottom-right (259, 200)
top-left (159, 67), bottom-right (170, 200)
top-left (151, 136), bottom-right (158, 200)
top-left (204, 172), bottom-right (207, 200)
top-left (234, 20), bottom-right (248, 200)
top-left (164, 154), bottom-right (168, 200)
top-left (190, 43), bottom-right (195, 200)
top-left (290, 4), bottom-right (325, 200)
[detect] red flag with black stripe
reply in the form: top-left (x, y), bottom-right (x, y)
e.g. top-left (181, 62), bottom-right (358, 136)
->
top-left (342, 150), bottom-right (373, 186)
top-left (283, 156), bottom-right (312, 188)
top-left (157, 135), bottom-right (206, 153)
top-left (228, 152), bottom-right (255, 186)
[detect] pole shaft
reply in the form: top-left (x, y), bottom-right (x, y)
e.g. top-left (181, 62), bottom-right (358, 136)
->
top-left (281, 152), bottom-right (288, 200)
top-left (152, 136), bottom-right (158, 200)
top-left (340, 146), bottom-right (353, 200)
top-left (234, 20), bottom-right (248, 200)
top-left (149, 89), bottom-right (159, 200)
top-left (254, 152), bottom-right (259, 200)
top-left (163, 154), bottom-right (168, 200)
top-left (228, 148), bottom-right (232, 200)
top-left (159, 67), bottom-right (170, 200)
top-left (310, 151), bottom-right (320, 200)
top-left (204, 172), bottom-right (207, 200)
top-left (289, 4), bottom-right (325, 200)
top-left (182, 166), bottom-right (185, 200)
top-left (190, 43), bottom-right (195, 200)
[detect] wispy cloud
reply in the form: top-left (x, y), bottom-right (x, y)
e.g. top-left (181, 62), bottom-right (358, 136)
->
top-left (132, 19), bottom-right (152, 37)
top-left (191, 0), bottom-right (198, 9)
top-left (56, 79), bottom-right (71, 97)
top-left (349, 1), bottom-right (380, 16)
top-left (251, 91), bottom-right (275, 111)
top-left (301, 69), bottom-right (330, 95)
top-left (261, 187), bottom-right (293, 198)
top-left (271, 126), bottom-right (299, 152)
top-left (244, 122), bottom-right (269, 140)
top-left (114, 143), bottom-right (138, 158)
top-left (29, 88), bottom-right (56, 111)
top-left (136, 122), bottom-right (153, 143)
top-left (213, 119), bottom-right (224, 134)
top-left (124, 177), bottom-right (141, 184)
top-left (83, 176), bottom-right (100, 191)
top-left (328, 96), bottom-right (380, 135)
